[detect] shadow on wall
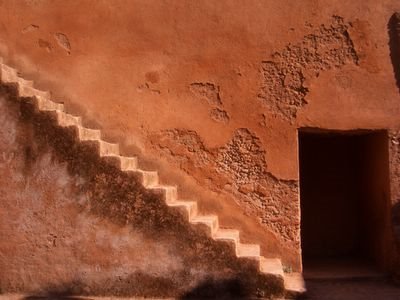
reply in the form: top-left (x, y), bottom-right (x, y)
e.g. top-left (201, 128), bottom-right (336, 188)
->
top-left (388, 12), bottom-right (400, 92)
top-left (21, 280), bottom-right (89, 300)
top-left (0, 86), bottom-right (282, 298)
top-left (180, 278), bottom-right (252, 299)
top-left (21, 278), bottom-right (254, 300)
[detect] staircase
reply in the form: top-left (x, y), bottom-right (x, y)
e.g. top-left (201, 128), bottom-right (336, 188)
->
top-left (0, 59), bottom-right (305, 298)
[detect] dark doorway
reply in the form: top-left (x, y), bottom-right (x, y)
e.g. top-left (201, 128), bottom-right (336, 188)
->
top-left (299, 129), bottom-right (391, 279)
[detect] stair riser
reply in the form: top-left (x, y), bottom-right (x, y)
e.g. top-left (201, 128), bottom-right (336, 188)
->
top-left (101, 156), bottom-right (138, 172)
top-left (79, 140), bottom-right (119, 158)
top-left (78, 127), bottom-right (101, 141)
top-left (127, 171), bottom-right (159, 188)
top-left (142, 173), bottom-right (159, 187)
top-left (120, 158), bottom-right (138, 171)
top-left (36, 97), bottom-right (64, 112)
top-left (191, 219), bottom-right (219, 236)
top-left (99, 142), bottom-right (119, 157)
top-left (0, 65), bottom-right (18, 83)
top-left (56, 112), bottom-right (82, 127)
top-left (151, 187), bottom-right (177, 203)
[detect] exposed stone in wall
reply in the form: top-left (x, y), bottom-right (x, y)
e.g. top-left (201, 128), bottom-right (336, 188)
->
top-left (137, 82), bottom-right (161, 95)
top-left (216, 129), bottom-right (299, 242)
top-left (190, 82), bottom-right (222, 107)
top-left (189, 82), bottom-right (230, 125)
top-left (150, 128), bottom-right (299, 244)
top-left (258, 16), bottom-right (359, 120)
top-left (21, 24), bottom-right (39, 34)
top-left (389, 131), bottom-right (400, 203)
top-left (388, 131), bottom-right (400, 275)
top-left (155, 128), bottom-right (211, 168)
top-left (209, 108), bottom-right (230, 124)
top-left (216, 129), bottom-right (265, 185)
top-left (54, 32), bottom-right (71, 54)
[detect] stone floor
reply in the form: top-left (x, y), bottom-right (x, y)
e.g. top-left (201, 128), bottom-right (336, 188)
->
top-left (2, 278), bottom-right (400, 300)
top-left (300, 278), bottom-right (400, 300)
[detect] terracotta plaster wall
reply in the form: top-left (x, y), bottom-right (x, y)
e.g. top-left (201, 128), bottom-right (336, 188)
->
top-left (0, 0), bottom-right (399, 272)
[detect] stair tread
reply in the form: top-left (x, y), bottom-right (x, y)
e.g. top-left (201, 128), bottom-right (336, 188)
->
top-left (119, 156), bottom-right (137, 162)
top-left (284, 272), bottom-right (306, 294)
top-left (168, 200), bottom-right (197, 207)
top-left (136, 169), bottom-right (157, 174)
top-left (100, 140), bottom-right (117, 145)
top-left (56, 111), bottom-right (82, 126)
top-left (148, 184), bottom-right (176, 189)
top-left (213, 229), bottom-right (240, 241)
top-left (191, 215), bottom-right (218, 223)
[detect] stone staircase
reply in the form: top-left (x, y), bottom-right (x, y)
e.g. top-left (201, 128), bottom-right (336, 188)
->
top-left (0, 59), bottom-right (305, 298)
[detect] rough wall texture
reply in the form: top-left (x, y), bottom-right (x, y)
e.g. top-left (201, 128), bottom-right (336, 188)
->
top-left (259, 16), bottom-right (359, 120)
top-left (389, 131), bottom-right (400, 276)
top-left (0, 0), bottom-right (399, 289)
top-left (149, 128), bottom-right (298, 243)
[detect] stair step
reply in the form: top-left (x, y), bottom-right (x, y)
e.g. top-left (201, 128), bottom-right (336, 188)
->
top-left (18, 77), bottom-right (34, 88)
top-left (284, 272), bottom-right (306, 296)
top-left (119, 156), bottom-right (138, 171)
top-left (36, 96), bottom-right (64, 111)
top-left (260, 257), bottom-right (284, 277)
top-left (56, 111), bottom-right (82, 127)
top-left (77, 126), bottom-right (101, 141)
top-left (18, 83), bottom-right (50, 100)
top-left (191, 215), bottom-right (219, 234)
top-left (236, 243), bottom-right (260, 258)
top-left (98, 140), bottom-right (119, 156)
top-left (167, 200), bottom-right (197, 219)
top-left (129, 170), bottom-right (159, 187)
top-left (0, 64), bottom-right (18, 83)
top-left (102, 155), bottom-right (138, 171)
top-left (213, 229), bottom-right (240, 243)
top-left (148, 184), bottom-right (177, 202)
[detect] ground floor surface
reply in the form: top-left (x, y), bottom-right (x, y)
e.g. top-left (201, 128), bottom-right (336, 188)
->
top-left (2, 279), bottom-right (400, 300)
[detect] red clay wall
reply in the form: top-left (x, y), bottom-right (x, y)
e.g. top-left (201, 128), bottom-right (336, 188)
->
top-left (0, 0), bottom-right (399, 278)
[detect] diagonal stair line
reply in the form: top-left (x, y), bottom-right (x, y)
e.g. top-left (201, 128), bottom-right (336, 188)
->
top-left (0, 58), bottom-right (306, 297)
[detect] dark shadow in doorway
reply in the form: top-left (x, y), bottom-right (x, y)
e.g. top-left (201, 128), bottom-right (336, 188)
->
top-left (388, 12), bottom-right (400, 93)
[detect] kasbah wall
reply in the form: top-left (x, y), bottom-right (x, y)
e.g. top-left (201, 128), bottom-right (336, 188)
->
top-left (1, 0), bottom-right (400, 297)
